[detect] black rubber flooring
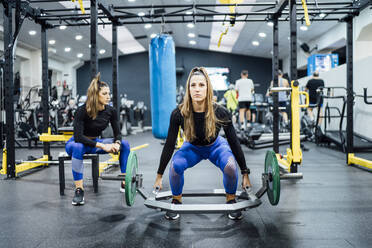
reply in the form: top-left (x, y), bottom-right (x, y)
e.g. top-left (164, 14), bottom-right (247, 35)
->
top-left (1, 131), bottom-right (372, 248)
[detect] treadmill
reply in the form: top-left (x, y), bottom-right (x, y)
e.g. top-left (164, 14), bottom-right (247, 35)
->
top-left (316, 87), bottom-right (372, 152)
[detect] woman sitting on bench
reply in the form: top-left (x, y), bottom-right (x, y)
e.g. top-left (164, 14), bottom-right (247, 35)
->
top-left (66, 73), bottom-right (130, 206)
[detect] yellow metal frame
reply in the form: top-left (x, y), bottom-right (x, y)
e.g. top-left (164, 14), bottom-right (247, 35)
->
top-left (1, 149), bottom-right (49, 176)
top-left (348, 153), bottom-right (372, 170)
top-left (276, 81), bottom-right (308, 173)
top-left (39, 127), bottom-right (73, 142)
top-left (71, 0), bottom-right (86, 14)
top-left (98, 143), bottom-right (150, 175)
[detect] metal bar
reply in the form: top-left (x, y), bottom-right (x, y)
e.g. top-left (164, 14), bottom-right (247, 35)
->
top-left (271, 0), bottom-right (289, 19)
top-left (363, 88), bottom-right (372, 105)
top-left (154, 189), bottom-right (247, 201)
top-left (346, 17), bottom-right (353, 162)
top-left (272, 17), bottom-right (279, 153)
top-left (144, 198), bottom-right (261, 214)
top-left (41, 24), bottom-right (50, 159)
top-left (4, 3), bottom-right (16, 178)
top-left (280, 172), bottom-right (303, 179)
top-left (289, 0), bottom-right (297, 173)
top-left (48, 18), bottom-right (342, 26)
top-left (90, 0), bottom-right (98, 79)
top-left (112, 23), bottom-right (119, 122)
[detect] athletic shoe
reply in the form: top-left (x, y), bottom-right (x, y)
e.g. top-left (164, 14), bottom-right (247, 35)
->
top-left (120, 181), bottom-right (125, 193)
top-left (165, 199), bottom-right (181, 220)
top-left (227, 199), bottom-right (243, 220)
top-left (72, 188), bottom-right (85, 206)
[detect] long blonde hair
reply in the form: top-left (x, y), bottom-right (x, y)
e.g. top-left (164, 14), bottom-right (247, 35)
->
top-left (86, 72), bottom-right (108, 119)
top-left (180, 67), bottom-right (217, 142)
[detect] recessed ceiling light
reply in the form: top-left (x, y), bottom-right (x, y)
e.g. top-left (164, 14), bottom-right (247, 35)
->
top-left (270, 51), bottom-right (273, 55)
top-left (89, 44), bottom-right (91, 48)
top-left (267, 21), bottom-right (274, 27)
top-left (64, 47), bottom-right (71, 52)
top-left (188, 33), bottom-right (195, 38)
top-left (138, 12), bottom-right (145, 17)
top-left (187, 23), bottom-right (195, 28)
top-left (258, 32), bottom-right (266, 38)
top-left (99, 49), bottom-right (106, 54)
top-left (29, 30), bottom-right (36, 35)
top-left (319, 13), bottom-right (326, 18)
top-left (186, 11), bottom-right (193, 15)
top-left (150, 33), bottom-right (157, 38)
top-left (144, 24), bottom-right (152, 29)
top-left (128, 0), bottom-right (136, 2)
top-left (189, 40), bottom-right (196, 45)
top-left (49, 40), bottom-right (56, 45)
top-left (300, 25), bottom-right (308, 31)
top-left (59, 25), bottom-right (67, 30)
top-left (252, 41), bottom-right (259, 46)
top-left (77, 53), bottom-right (83, 58)
top-left (75, 35), bottom-right (83, 40)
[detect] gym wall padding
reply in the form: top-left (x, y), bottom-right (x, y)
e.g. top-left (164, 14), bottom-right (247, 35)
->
top-left (149, 34), bottom-right (177, 139)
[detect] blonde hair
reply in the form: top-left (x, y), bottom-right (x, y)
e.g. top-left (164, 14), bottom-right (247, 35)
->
top-left (86, 72), bottom-right (108, 119)
top-left (179, 67), bottom-right (218, 142)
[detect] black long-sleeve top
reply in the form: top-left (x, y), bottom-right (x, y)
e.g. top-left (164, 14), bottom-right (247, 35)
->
top-left (73, 104), bottom-right (121, 147)
top-left (157, 104), bottom-right (249, 175)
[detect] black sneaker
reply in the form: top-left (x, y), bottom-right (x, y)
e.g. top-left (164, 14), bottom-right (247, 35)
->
top-left (227, 199), bottom-right (243, 220)
top-left (72, 188), bottom-right (85, 206)
top-left (165, 199), bottom-right (181, 220)
top-left (120, 181), bottom-right (125, 193)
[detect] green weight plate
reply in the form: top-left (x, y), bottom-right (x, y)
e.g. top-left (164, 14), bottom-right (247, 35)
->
top-left (125, 151), bottom-right (138, 206)
top-left (264, 150), bottom-right (280, 205)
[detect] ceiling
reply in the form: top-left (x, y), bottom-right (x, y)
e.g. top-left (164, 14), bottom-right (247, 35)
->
top-left (0, 0), bottom-right (354, 63)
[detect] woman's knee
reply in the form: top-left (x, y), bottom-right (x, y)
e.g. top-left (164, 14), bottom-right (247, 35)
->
top-left (120, 140), bottom-right (130, 151)
top-left (71, 142), bottom-right (85, 159)
top-left (171, 156), bottom-right (187, 175)
top-left (223, 157), bottom-right (238, 180)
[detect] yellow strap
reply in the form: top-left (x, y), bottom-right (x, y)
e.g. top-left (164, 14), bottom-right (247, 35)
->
top-left (301, 0), bottom-right (311, 26)
top-left (71, 0), bottom-right (86, 14)
top-left (218, 26), bottom-right (229, 48)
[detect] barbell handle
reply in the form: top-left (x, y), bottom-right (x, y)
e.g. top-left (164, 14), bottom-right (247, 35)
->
top-left (270, 87), bottom-right (292, 92)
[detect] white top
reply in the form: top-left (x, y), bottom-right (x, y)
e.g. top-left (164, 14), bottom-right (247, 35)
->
top-left (235, 78), bottom-right (254, 102)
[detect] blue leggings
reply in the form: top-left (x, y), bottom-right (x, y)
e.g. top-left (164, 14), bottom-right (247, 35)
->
top-left (170, 136), bottom-right (238, 195)
top-left (65, 137), bottom-right (130, 181)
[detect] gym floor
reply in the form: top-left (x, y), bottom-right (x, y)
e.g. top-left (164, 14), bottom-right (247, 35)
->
top-left (1, 132), bottom-right (372, 248)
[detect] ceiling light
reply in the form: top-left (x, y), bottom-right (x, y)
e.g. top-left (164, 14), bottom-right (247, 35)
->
top-left (29, 30), bottom-right (36, 35)
top-left (99, 49), bottom-right (106, 54)
top-left (64, 47), bottom-right (71, 52)
top-left (186, 11), bottom-right (193, 15)
top-left (258, 32), bottom-right (266, 38)
top-left (267, 21), bottom-right (274, 27)
top-left (59, 25), bottom-right (67, 30)
top-left (189, 40), bottom-right (196, 45)
top-left (300, 25), bottom-right (308, 31)
top-left (77, 53), bottom-right (83, 58)
top-left (89, 44), bottom-right (91, 48)
top-left (138, 12), bottom-right (145, 17)
top-left (188, 33), bottom-right (195, 38)
top-left (144, 24), bottom-right (152, 29)
top-left (319, 13), bottom-right (326, 18)
top-left (187, 23), bottom-right (195, 28)
top-left (75, 35), bottom-right (83, 40)
top-left (252, 41), bottom-right (259, 46)
top-left (128, 0), bottom-right (136, 2)
top-left (150, 33), bottom-right (157, 38)
top-left (49, 40), bottom-right (56, 45)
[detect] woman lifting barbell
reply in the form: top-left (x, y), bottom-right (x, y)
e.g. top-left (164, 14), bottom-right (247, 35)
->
top-left (65, 73), bottom-right (130, 206)
top-left (153, 67), bottom-right (258, 220)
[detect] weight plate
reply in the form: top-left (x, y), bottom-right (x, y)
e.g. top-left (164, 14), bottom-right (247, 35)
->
top-left (264, 150), bottom-right (280, 205)
top-left (125, 151), bottom-right (138, 206)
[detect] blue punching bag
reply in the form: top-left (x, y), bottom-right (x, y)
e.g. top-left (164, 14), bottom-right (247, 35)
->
top-left (149, 34), bottom-right (177, 139)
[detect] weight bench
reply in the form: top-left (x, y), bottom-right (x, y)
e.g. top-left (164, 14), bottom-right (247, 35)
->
top-left (58, 152), bottom-right (99, 196)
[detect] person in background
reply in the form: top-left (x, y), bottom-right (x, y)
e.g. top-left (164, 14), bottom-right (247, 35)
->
top-left (235, 70), bottom-right (254, 131)
top-left (306, 71), bottom-right (325, 123)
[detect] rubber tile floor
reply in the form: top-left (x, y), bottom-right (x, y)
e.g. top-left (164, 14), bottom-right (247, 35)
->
top-left (1, 131), bottom-right (372, 248)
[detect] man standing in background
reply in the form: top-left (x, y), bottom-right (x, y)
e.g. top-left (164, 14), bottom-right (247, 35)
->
top-left (306, 71), bottom-right (325, 123)
top-left (235, 70), bottom-right (254, 131)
